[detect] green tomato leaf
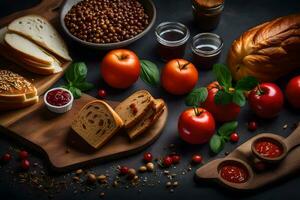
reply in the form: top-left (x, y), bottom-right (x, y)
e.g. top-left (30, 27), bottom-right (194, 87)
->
top-left (212, 64), bottom-right (232, 90)
top-left (214, 90), bottom-right (233, 105)
top-left (74, 82), bottom-right (94, 91)
top-left (232, 90), bottom-right (246, 106)
top-left (209, 134), bottom-right (224, 154)
top-left (218, 121), bottom-right (238, 137)
top-left (140, 60), bottom-right (160, 87)
top-left (185, 87), bottom-right (208, 107)
top-left (235, 76), bottom-right (258, 91)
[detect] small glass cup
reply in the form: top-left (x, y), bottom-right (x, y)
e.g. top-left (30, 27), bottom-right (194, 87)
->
top-left (155, 22), bottom-right (190, 61)
top-left (192, 0), bottom-right (225, 31)
top-left (191, 33), bottom-right (223, 70)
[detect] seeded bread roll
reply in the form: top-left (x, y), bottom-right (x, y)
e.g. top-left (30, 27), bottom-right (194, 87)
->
top-left (115, 90), bottom-right (154, 128)
top-left (127, 99), bottom-right (165, 139)
top-left (71, 100), bottom-right (124, 149)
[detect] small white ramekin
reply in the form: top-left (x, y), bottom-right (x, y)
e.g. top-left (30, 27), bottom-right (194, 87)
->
top-left (44, 87), bottom-right (74, 114)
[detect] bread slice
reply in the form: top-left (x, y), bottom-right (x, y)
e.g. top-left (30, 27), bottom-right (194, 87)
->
top-left (8, 15), bottom-right (72, 61)
top-left (71, 100), bottom-right (124, 149)
top-left (4, 33), bottom-right (55, 65)
top-left (115, 90), bottom-right (154, 128)
top-left (127, 99), bottom-right (165, 139)
top-left (0, 69), bottom-right (37, 102)
top-left (0, 95), bottom-right (39, 111)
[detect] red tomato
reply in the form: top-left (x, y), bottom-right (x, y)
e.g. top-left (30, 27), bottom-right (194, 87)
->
top-left (202, 82), bottom-right (241, 122)
top-left (286, 76), bottom-right (300, 109)
top-left (161, 59), bottom-right (198, 95)
top-left (248, 83), bottom-right (284, 118)
top-left (178, 108), bottom-right (215, 144)
top-left (100, 49), bottom-right (140, 89)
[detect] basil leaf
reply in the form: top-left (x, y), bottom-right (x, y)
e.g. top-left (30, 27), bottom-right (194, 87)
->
top-left (74, 62), bottom-right (88, 82)
top-left (218, 121), bottom-right (238, 137)
top-left (185, 87), bottom-right (208, 107)
top-left (140, 60), bottom-right (160, 87)
top-left (214, 90), bottom-right (233, 105)
top-left (209, 134), bottom-right (224, 154)
top-left (74, 82), bottom-right (94, 91)
top-left (213, 64), bottom-right (232, 90)
top-left (235, 76), bottom-right (258, 91)
top-left (65, 64), bottom-right (76, 83)
top-left (232, 90), bottom-right (246, 106)
top-left (68, 87), bottom-right (81, 99)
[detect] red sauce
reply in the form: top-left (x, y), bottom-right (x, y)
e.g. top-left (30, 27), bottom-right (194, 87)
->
top-left (254, 140), bottom-right (283, 158)
top-left (220, 164), bottom-right (249, 183)
top-left (46, 89), bottom-right (71, 106)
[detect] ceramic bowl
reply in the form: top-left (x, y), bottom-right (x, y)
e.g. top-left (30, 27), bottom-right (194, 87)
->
top-left (44, 87), bottom-right (74, 114)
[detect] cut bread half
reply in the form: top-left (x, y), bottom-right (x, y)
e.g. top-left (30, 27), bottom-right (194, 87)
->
top-left (71, 100), bottom-right (124, 149)
top-left (115, 90), bottom-right (154, 128)
top-left (4, 33), bottom-right (55, 65)
top-left (8, 15), bottom-right (72, 61)
top-left (127, 99), bottom-right (165, 139)
top-left (0, 95), bottom-right (39, 111)
top-left (0, 69), bottom-right (37, 102)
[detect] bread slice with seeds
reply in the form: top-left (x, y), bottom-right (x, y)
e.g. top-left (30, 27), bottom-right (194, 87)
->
top-left (115, 90), bottom-right (154, 128)
top-left (127, 99), bottom-right (165, 139)
top-left (71, 100), bottom-right (124, 149)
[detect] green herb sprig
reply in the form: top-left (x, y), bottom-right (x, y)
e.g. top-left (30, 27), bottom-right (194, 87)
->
top-left (140, 60), bottom-right (160, 87)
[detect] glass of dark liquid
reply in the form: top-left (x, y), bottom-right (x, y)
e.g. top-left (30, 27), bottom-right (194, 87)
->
top-left (191, 33), bottom-right (223, 70)
top-left (155, 22), bottom-right (190, 62)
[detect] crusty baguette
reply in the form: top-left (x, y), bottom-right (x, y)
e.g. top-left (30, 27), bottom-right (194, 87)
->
top-left (5, 33), bottom-right (54, 65)
top-left (71, 100), bottom-right (124, 149)
top-left (0, 95), bottom-right (38, 111)
top-left (8, 15), bottom-right (72, 61)
top-left (115, 90), bottom-right (154, 128)
top-left (0, 69), bottom-right (37, 102)
top-left (127, 99), bottom-right (165, 139)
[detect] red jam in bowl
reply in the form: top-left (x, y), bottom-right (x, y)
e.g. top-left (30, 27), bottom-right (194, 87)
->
top-left (254, 139), bottom-right (283, 158)
top-left (220, 162), bottom-right (249, 184)
top-left (46, 89), bottom-right (71, 106)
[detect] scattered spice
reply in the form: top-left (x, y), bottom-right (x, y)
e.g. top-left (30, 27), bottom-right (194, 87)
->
top-left (139, 166), bottom-right (147, 173)
top-left (146, 162), bottom-right (154, 171)
top-left (283, 124), bottom-right (288, 129)
top-left (75, 169), bottom-right (83, 175)
top-left (87, 173), bottom-right (97, 184)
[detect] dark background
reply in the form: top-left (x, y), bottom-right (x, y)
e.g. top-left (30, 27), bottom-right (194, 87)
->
top-left (1, 0), bottom-right (300, 199)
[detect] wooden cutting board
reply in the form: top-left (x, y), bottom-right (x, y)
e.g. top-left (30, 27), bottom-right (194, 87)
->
top-left (0, 94), bottom-right (168, 171)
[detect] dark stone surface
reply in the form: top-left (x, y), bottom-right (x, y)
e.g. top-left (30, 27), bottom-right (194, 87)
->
top-left (1, 0), bottom-right (300, 199)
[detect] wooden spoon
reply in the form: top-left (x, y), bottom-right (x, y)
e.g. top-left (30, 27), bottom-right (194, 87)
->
top-left (251, 123), bottom-right (300, 163)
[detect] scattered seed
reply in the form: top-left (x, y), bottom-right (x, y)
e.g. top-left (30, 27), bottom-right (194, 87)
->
top-left (72, 176), bottom-right (80, 182)
top-left (283, 124), bottom-right (288, 129)
top-left (166, 181), bottom-right (172, 187)
top-left (128, 168), bottom-right (136, 178)
top-left (139, 166), bottom-right (147, 172)
top-left (112, 180), bottom-right (119, 187)
top-left (173, 181), bottom-right (179, 187)
top-left (76, 169), bottom-right (83, 175)
top-left (87, 173), bottom-right (97, 184)
top-left (146, 162), bottom-right (154, 171)
top-left (100, 192), bottom-right (105, 198)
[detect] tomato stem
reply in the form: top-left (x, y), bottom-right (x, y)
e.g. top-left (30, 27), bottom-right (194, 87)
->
top-left (177, 60), bottom-right (190, 71)
top-left (193, 107), bottom-right (203, 116)
top-left (257, 84), bottom-right (264, 95)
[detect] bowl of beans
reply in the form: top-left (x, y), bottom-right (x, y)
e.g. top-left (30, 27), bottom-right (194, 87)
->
top-left (60, 0), bottom-right (156, 49)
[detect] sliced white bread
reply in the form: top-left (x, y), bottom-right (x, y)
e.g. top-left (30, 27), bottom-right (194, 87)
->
top-left (71, 100), bottom-right (124, 149)
top-left (127, 99), bottom-right (165, 139)
top-left (115, 90), bottom-right (154, 128)
top-left (8, 15), bottom-right (72, 61)
top-left (0, 69), bottom-right (37, 102)
top-left (0, 95), bottom-right (39, 111)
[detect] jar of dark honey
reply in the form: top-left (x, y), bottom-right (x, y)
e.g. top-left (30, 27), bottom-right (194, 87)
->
top-left (192, 0), bottom-right (224, 31)
top-left (191, 33), bottom-right (223, 70)
top-left (155, 22), bottom-right (190, 61)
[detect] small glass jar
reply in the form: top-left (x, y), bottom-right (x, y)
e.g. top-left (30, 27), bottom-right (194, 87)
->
top-left (155, 22), bottom-right (190, 61)
top-left (191, 33), bottom-right (223, 70)
top-left (192, 0), bottom-right (225, 31)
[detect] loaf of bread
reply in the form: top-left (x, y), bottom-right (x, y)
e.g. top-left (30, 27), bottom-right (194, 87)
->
top-left (0, 69), bottom-right (38, 111)
top-left (71, 100), bottom-right (124, 149)
top-left (227, 14), bottom-right (300, 82)
top-left (8, 15), bottom-right (72, 61)
top-left (115, 90), bottom-right (154, 128)
top-left (127, 99), bottom-right (165, 139)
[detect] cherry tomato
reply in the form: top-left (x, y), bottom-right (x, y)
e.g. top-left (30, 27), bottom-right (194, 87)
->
top-left (119, 166), bottom-right (129, 175)
top-left (286, 76), bottom-right (300, 109)
top-left (21, 159), bottom-right (30, 170)
top-left (202, 82), bottom-right (241, 122)
top-left (248, 121), bottom-right (257, 131)
top-left (1, 153), bottom-right (12, 162)
top-left (248, 83), bottom-right (284, 118)
top-left (192, 154), bottom-right (203, 164)
top-left (143, 152), bottom-right (153, 162)
top-left (19, 150), bottom-right (29, 160)
top-left (178, 108), bottom-right (215, 144)
top-left (100, 49), bottom-right (140, 89)
top-left (171, 154), bottom-right (181, 164)
top-left (230, 133), bottom-right (239, 142)
top-left (161, 59), bottom-right (198, 95)
top-left (98, 89), bottom-right (107, 98)
top-left (163, 156), bottom-right (173, 167)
